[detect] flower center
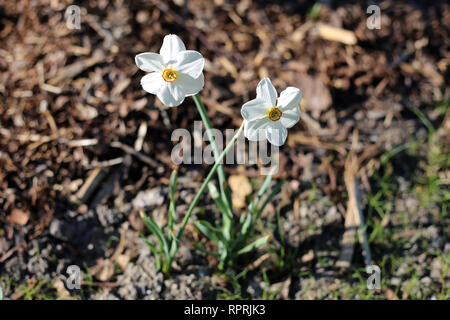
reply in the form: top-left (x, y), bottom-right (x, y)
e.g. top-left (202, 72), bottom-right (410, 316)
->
top-left (267, 107), bottom-right (282, 121)
top-left (162, 68), bottom-right (178, 82)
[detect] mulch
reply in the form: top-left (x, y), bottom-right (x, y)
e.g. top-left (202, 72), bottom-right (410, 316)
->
top-left (0, 0), bottom-right (448, 299)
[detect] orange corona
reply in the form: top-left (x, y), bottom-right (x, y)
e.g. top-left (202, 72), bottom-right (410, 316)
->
top-left (162, 68), bottom-right (178, 82)
top-left (266, 107), bottom-right (282, 121)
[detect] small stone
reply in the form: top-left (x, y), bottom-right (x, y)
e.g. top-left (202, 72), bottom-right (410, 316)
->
top-left (300, 249), bottom-right (315, 263)
top-left (77, 204), bottom-right (88, 214)
top-left (92, 259), bottom-right (115, 282)
top-left (49, 219), bottom-right (72, 241)
top-left (430, 258), bottom-right (442, 281)
top-left (132, 188), bottom-right (164, 208)
top-left (420, 277), bottom-right (432, 287)
top-left (96, 206), bottom-right (123, 227)
top-left (129, 209), bottom-right (145, 231)
top-left (7, 209), bottom-right (29, 226)
top-left (116, 254), bottom-right (130, 271)
top-left (391, 277), bottom-right (401, 286)
top-left (53, 278), bottom-right (72, 299)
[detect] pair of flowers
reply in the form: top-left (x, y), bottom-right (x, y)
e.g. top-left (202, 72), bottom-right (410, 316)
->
top-left (135, 34), bottom-right (302, 146)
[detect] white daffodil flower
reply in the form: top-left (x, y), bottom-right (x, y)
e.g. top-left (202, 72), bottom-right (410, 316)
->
top-left (241, 78), bottom-right (302, 146)
top-left (135, 34), bottom-right (205, 107)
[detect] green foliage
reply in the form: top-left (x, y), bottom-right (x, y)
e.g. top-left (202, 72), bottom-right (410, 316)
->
top-left (308, 2), bottom-right (322, 20)
top-left (140, 170), bottom-right (178, 274)
top-left (141, 94), bottom-right (282, 273)
top-left (195, 166), bottom-right (282, 270)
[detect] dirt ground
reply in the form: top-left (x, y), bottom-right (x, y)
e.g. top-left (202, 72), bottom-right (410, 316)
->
top-left (0, 0), bottom-right (449, 300)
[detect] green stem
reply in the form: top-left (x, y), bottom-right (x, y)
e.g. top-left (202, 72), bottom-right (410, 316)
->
top-left (192, 94), bottom-right (232, 213)
top-left (174, 122), bottom-right (244, 246)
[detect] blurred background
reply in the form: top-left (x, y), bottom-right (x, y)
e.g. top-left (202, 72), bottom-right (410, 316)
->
top-left (0, 0), bottom-right (448, 299)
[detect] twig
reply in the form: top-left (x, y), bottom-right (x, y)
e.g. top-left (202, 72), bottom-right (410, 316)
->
top-left (70, 167), bottom-right (108, 204)
top-left (65, 138), bottom-right (99, 148)
top-left (134, 122), bottom-right (147, 152)
top-left (355, 180), bottom-right (372, 266)
top-left (110, 141), bottom-right (160, 168)
top-left (336, 130), bottom-right (372, 268)
top-left (86, 157), bottom-right (124, 169)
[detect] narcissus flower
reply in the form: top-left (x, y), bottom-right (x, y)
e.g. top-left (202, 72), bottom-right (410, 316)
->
top-left (135, 34), bottom-right (205, 107)
top-left (241, 78), bottom-right (302, 146)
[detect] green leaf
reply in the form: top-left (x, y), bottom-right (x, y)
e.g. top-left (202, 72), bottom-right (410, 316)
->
top-left (140, 211), bottom-right (170, 258)
top-left (138, 231), bottom-right (161, 270)
top-left (194, 220), bottom-right (221, 243)
top-left (222, 182), bottom-right (234, 215)
top-left (276, 208), bottom-right (285, 244)
top-left (255, 180), bottom-right (284, 221)
top-left (221, 212), bottom-right (232, 242)
top-left (242, 168), bottom-right (276, 241)
top-left (309, 3), bottom-right (322, 20)
top-left (175, 122), bottom-right (244, 244)
top-left (248, 165), bottom-right (277, 213)
top-left (207, 181), bottom-right (220, 199)
top-left (237, 235), bottom-right (270, 255)
top-left (168, 236), bottom-right (179, 259)
top-left (240, 212), bottom-right (253, 236)
top-left (168, 170), bottom-right (178, 232)
top-left (192, 93), bottom-right (233, 213)
top-left (169, 170), bottom-right (178, 197)
top-left (219, 246), bottom-right (228, 266)
top-left (406, 105), bottom-right (435, 134)
top-left (208, 182), bottom-right (232, 219)
top-left (193, 243), bottom-right (220, 258)
top-left (241, 175), bottom-right (282, 241)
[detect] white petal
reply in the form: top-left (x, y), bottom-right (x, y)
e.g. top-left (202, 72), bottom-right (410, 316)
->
top-left (135, 53), bottom-right (164, 72)
top-left (160, 34), bottom-right (186, 64)
top-left (277, 87), bottom-right (302, 128)
top-left (169, 83), bottom-right (186, 102)
top-left (177, 73), bottom-right (204, 96)
top-left (141, 72), bottom-right (164, 94)
top-left (265, 122), bottom-right (288, 146)
top-left (277, 87), bottom-right (301, 128)
top-left (277, 86), bottom-right (302, 111)
top-left (174, 50), bottom-right (204, 79)
top-left (280, 107), bottom-right (301, 128)
top-left (241, 98), bottom-right (268, 122)
top-left (157, 82), bottom-right (186, 107)
top-left (256, 78), bottom-right (277, 106)
top-left (244, 118), bottom-right (269, 141)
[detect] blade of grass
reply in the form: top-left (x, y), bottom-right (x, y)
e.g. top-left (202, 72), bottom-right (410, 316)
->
top-left (140, 211), bottom-right (170, 258)
top-left (192, 94), bottom-right (233, 215)
top-left (406, 105), bottom-right (435, 134)
top-left (168, 170), bottom-right (178, 232)
top-left (248, 165), bottom-right (278, 214)
top-left (194, 220), bottom-right (221, 243)
top-left (193, 243), bottom-right (220, 258)
top-left (237, 235), bottom-right (270, 255)
top-left (138, 231), bottom-right (161, 270)
top-left (255, 180), bottom-right (284, 222)
top-left (173, 123), bottom-right (244, 251)
top-left (208, 181), bottom-right (232, 219)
